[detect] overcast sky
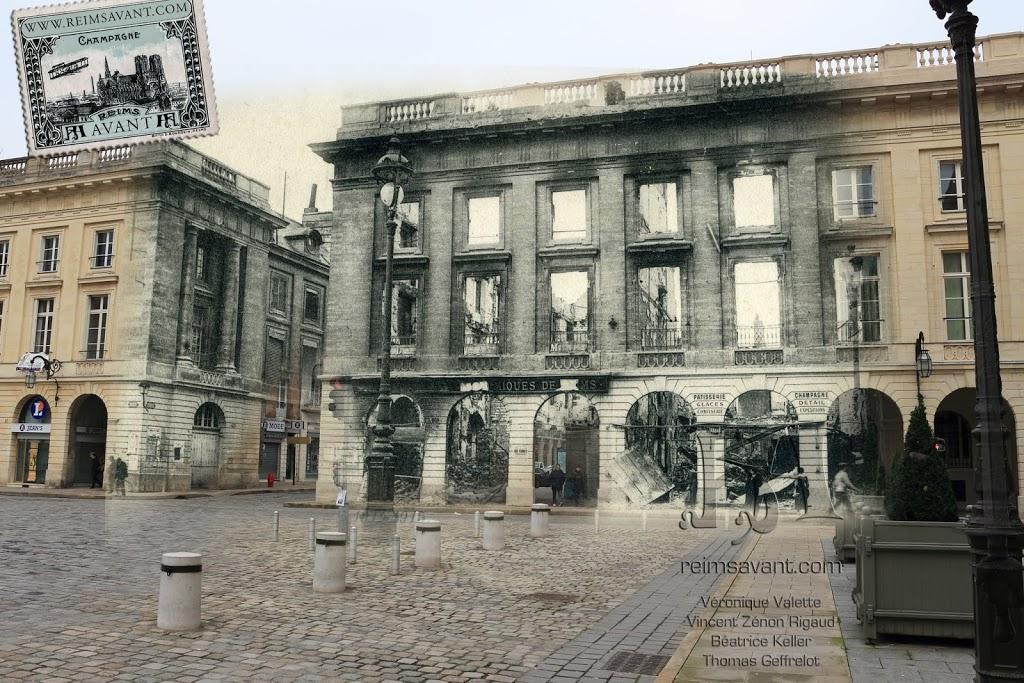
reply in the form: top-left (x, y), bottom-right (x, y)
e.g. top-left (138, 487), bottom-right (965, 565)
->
top-left (2, 0), bottom-right (1020, 218)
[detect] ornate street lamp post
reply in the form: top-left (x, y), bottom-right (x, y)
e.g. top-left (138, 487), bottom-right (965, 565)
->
top-left (367, 138), bottom-right (414, 507)
top-left (930, 1), bottom-right (1024, 678)
top-left (914, 331), bottom-right (932, 401)
top-left (22, 353), bottom-right (62, 390)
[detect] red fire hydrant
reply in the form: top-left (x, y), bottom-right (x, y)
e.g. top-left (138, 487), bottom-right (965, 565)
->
top-left (267, 472), bottom-right (275, 488)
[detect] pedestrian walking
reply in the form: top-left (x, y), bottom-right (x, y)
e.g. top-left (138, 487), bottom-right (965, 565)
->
top-left (571, 466), bottom-right (584, 505)
top-left (550, 463), bottom-right (566, 507)
top-left (113, 457), bottom-right (128, 497)
top-left (89, 451), bottom-right (103, 489)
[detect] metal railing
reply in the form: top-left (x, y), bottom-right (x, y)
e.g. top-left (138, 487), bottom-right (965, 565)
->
top-left (640, 325), bottom-right (686, 350)
top-left (89, 253), bottom-right (114, 268)
top-left (464, 331), bottom-right (500, 356)
top-left (736, 324), bottom-right (782, 349)
top-left (550, 329), bottom-right (593, 354)
top-left (81, 347), bottom-right (107, 360)
top-left (390, 335), bottom-right (417, 356)
top-left (837, 318), bottom-right (884, 344)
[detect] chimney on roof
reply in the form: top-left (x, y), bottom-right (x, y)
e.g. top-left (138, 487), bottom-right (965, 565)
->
top-left (304, 184), bottom-right (318, 214)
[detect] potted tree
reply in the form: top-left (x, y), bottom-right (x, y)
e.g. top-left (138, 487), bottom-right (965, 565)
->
top-left (853, 397), bottom-right (972, 641)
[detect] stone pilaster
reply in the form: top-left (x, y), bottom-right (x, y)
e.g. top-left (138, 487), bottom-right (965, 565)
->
top-left (799, 423), bottom-right (832, 513)
top-left (175, 223), bottom-right (198, 363)
top-left (216, 242), bottom-right (242, 372)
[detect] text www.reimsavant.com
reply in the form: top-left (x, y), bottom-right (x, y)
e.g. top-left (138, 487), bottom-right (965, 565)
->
top-left (680, 558), bottom-right (844, 575)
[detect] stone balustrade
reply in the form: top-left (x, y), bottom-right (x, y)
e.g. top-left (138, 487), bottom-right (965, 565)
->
top-left (333, 32), bottom-right (1017, 135)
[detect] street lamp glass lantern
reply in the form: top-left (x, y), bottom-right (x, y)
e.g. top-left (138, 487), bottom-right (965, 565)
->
top-left (24, 370), bottom-right (36, 389)
top-left (371, 137), bottom-right (413, 190)
top-left (916, 347), bottom-right (933, 378)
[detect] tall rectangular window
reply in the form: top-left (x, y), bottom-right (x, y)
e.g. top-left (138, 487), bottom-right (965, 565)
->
top-left (464, 275), bottom-right (501, 355)
top-left (39, 235), bottom-right (59, 273)
top-left (939, 160), bottom-right (965, 212)
top-left (93, 230), bottom-right (114, 268)
top-left (550, 270), bottom-right (590, 352)
top-left (390, 279), bottom-right (419, 355)
top-left (467, 196), bottom-right (501, 246)
top-left (834, 255), bottom-right (882, 343)
top-left (33, 298), bottom-right (55, 354)
top-left (833, 167), bottom-right (876, 218)
top-left (638, 183), bottom-right (678, 235)
top-left (943, 251), bottom-right (971, 341)
top-left (192, 306), bottom-right (215, 368)
top-left (638, 266), bottom-right (684, 349)
top-left (264, 334), bottom-right (287, 417)
top-left (195, 246), bottom-right (208, 282)
top-left (0, 240), bottom-right (9, 278)
top-left (303, 286), bottom-right (322, 325)
top-left (551, 190), bottom-right (587, 241)
top-left (734, 262), bottom-right (781, 348)
top-left (301, 344), bottom-right (321, 407)
top-left (86, 294), bottom-right (109, 359)
top-left (394, 200), bottom-right (420, 251)
top-left (733, 175), bottom-right (775, 228)
top-left (269, 273), bottom-right (290, 315)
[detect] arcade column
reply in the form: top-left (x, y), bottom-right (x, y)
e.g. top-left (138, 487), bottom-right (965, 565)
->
top-left (798, 423), bottom-right (832, 513)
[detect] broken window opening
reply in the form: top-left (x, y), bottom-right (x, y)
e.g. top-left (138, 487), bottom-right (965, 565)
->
top-left (734, 261), bottom-right (781, 348)
top-left (550, 270), bottom-right (590, 353)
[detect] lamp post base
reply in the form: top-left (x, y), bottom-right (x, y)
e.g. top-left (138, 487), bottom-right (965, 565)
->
top-left (966, 516), bottom-right (1024, 681)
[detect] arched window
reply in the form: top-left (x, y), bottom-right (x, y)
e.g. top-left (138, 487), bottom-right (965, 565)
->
top-left (194, 402), bottom-right (224, 429)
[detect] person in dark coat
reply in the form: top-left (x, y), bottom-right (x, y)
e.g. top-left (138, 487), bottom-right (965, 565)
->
top-left (89, 451), bottom-right (103, 489)
top-left (550, 463), bottom-right (566, 506)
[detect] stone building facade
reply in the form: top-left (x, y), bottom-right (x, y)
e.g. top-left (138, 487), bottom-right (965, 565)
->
top-left (312, 32), bottom-right (1024, 512)
top-left (0, 142), bottom-right (322, 492)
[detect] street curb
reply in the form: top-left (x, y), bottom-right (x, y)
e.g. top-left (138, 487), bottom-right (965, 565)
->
top-left (0, 486), bottom-right (314, 500)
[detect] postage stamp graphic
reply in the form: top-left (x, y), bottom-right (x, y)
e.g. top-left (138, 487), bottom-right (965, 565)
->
top-left (12, 0), bottom-right (217, 155)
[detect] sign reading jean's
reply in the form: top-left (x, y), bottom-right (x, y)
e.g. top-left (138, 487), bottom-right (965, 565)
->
top-left (487, 376), bottom-right (610, 394)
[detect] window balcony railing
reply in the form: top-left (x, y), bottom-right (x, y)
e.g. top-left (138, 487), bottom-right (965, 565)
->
top-left (81, 347), bottom-right (107, 360)
top-left (37, 259), bottom-right (59, 273)
top-left (640, 325), bottom-right (686, 350)
top-left (390, 335), bottom-right (417, 356)
top-left (89, 253), bottom-right (114, 268)
top-left (464, 331), bottom-right (500, 356)
top-left (736, 324), bottom-right (782, 349)
top-left (837, 318), bottom-right (884, 344)
top-left (550, 329), bottom-right (593, 354)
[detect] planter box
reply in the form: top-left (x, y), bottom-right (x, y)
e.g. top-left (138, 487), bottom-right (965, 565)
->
top-left (833, 495), bottom-right (885, 562)
top-left (853, 516), bottom-right (973, 641)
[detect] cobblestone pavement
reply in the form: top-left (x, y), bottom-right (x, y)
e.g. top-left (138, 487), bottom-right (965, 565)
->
top-left (0, 494), bottom-right (713, 682)
top-left (824, 538), bottom-right (975, 682)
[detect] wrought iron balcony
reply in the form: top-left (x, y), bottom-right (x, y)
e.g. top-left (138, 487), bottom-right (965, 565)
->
top-left (736, 324), bottom-right (782, 349)
top-left (550, 329), bottom-right (593, 354)
top-left (640, 325), bottom-right (686, 350)
top-left (464, 331), bottom-right (500, 356)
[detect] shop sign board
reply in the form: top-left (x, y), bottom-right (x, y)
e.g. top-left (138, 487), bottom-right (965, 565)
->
top-left (487, 376), bottom-right (610, 394)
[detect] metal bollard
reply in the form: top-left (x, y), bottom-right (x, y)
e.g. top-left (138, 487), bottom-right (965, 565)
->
top-left (642, 509), bottom-right (648, 533)
top-left (348, 525), bottom-right (357, 563)
top-left (474, 510), bottom-right (481, 537)
top-left (273, 511), bottom-right (280, 542)
top-left (312, 532), bottom-right (346, 593)
top-left (415, 520), bottom-right (441, 569)
top-left (595, 509), bottom-right (600, 532)
top-left (482, 511), bottom-right (504, 550)
top-left (157, 552), bottom-right (202, 631)
top-left (392, 535), bottom-right (401, 574)
top-left (309, 517), bottom-right (316, 550)
top-left (531, 503), bottom-right (550, 538)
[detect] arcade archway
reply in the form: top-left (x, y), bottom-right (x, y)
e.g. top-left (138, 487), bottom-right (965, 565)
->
top-left (533, 392), bottom-right (598, 506)
top-left (192, 402), bottom-right (225, 488)
top-left (724, 390), bottom-right (800, 508)
top-left (446, 393), bottom-right (509, 504)
top-left (620, 392), bottom-right (697, 505)
top-left (12, 395), bottom-right (52, 485)
top-left (368, 395), bottom-right (425, 503)
top-left (936, 388), bottom-right (1018, 507)
top-left (68, 394), bottom-right (107, 487)
top-left (825, 389), bottom-right (903, 496)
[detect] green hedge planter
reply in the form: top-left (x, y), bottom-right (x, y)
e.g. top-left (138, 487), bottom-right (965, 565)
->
top-left (853, 516), bottom-right (973, 641)
top-left (834, 495), bottom-right (885, 562)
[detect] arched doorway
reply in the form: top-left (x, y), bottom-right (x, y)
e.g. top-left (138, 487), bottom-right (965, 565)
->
top-left (620, 392), bottom-right (697, 506)
top-left (723, 390), bottom-right (799, 508)
top-left (68, 394), bottom-right (108, 487)
top-left (533, 392), bottom-right (599, 506)
top-left (192, 402), bottom-right (225, 488)
top-left (368, 395), bottom-right (425, 503)
top-left (13, 395), bottom-right (52, 485)
top-left (446, 393), bottom-right (509, 504)
top-left (935, 388), bottom-right (1018, 507)
top-left (825, 389), bottom-right (903, 496)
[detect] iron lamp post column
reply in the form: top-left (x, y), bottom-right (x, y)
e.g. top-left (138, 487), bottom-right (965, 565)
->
top-left (931, 1), bottom-right (1024, 679)
top-left (366, 138), bottom-right (413, 507)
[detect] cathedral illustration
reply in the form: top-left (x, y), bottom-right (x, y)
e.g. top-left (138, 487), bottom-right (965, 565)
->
top-left (96, 55), bottom-right (172, 108)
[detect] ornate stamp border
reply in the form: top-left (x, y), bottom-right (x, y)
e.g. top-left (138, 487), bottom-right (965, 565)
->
top-left (11, 0), bottom-right (218, 155)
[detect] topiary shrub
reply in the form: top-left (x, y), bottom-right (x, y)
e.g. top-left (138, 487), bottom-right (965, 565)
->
top-left (905, 396), bottom-right (934, 454)
top-left (885, 451), bottom-right (958, 522)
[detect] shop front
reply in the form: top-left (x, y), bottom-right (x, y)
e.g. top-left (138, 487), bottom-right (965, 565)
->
top-left (12, 396), bottom-right (51, 485)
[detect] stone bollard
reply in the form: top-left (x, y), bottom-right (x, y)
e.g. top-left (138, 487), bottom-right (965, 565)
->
top-left (594, 509), bottom-right (600, 531)
top-left (337, 504), bottom-right (349, 533)
top-left (392, 535), bottom-right (401, 574)
top-left (312, 532), bottom-right (347, 593)
top-left (474, 510), bottom-right (481, 537)
top-left (530, 503), bottom-right (550, 538)
top-left (308, 518), bottom-right (316, 550)
top-left (273, 510), bottom-right (280, 542)
top-left (482, 511), bottom-right (504, 550)
top-left (642, 509), bottom-right (648, 533)
top-left (157, 552), bottom-right (202, 631)
top-left (415, 519), bottom-right (442, 568)
top-left (348, 525), bottom-right (357, 564)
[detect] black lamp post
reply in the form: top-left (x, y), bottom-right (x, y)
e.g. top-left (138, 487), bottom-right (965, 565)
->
top-left (23, 354), bottom-right (62, 390)
top-left (367, 138), bottom-right (414, 507)
top-left (914, 331), bottom-right (932, 401)
top-left (930, 2), bottom-right (1024, 679)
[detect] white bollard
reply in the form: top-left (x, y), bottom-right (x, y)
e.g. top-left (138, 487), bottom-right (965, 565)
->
top-left (415, 520), bottom-right (441, 569)
top-left (157, 552), bottom-right (202, 631)
top-left (531, 503), bottom-right (550, 538)
top-left (337, 504), bottom-right (349, 533)
top-left (482, 511), bottom-right (504, 550)
top-left (273, 510), bottom-right (280, 542)
top-left (474, 510), bottom-right (481, 537)
top-left (392, 535), bottom-right (401, 574)
top-left (312, 532), bottom-right (347, 593)
top-left (309, 518), bottom-right (316, 550)
top-left (642, 509), bottom-right (648, 533)
top-left (595, 509), bottom-right (600, 531)
top-left (348, 525), bottom-right (357, 564)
